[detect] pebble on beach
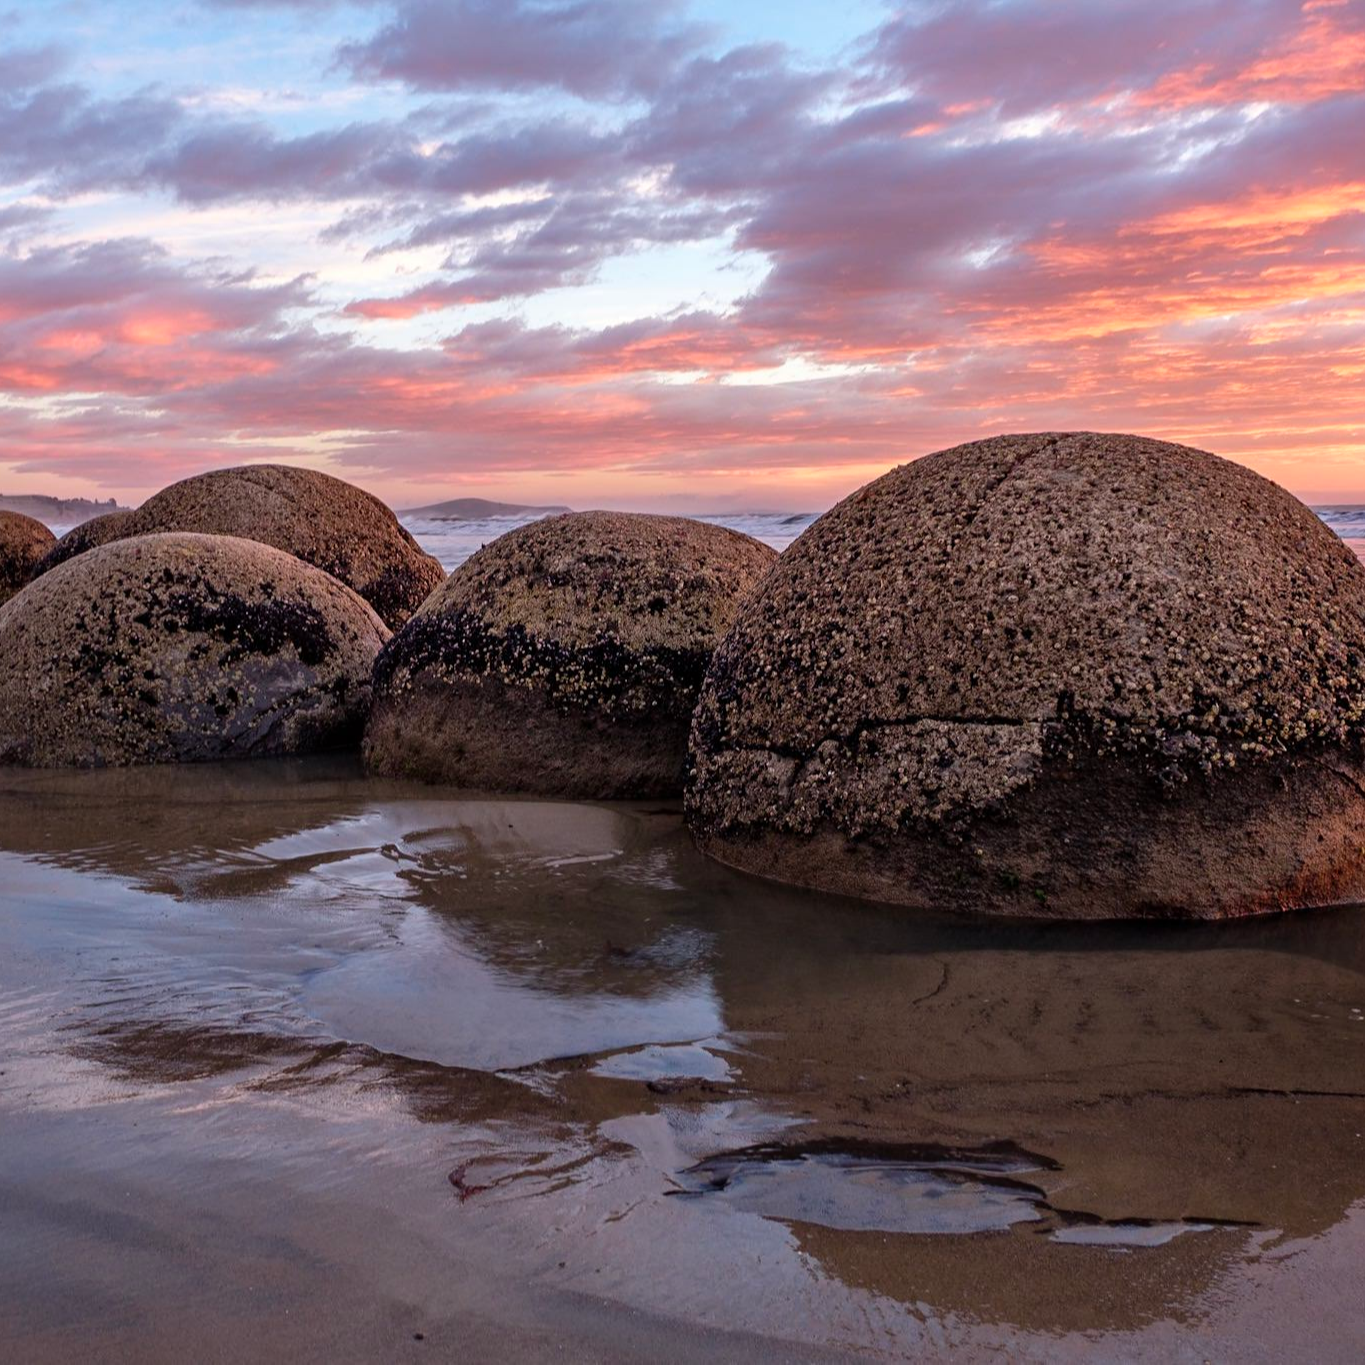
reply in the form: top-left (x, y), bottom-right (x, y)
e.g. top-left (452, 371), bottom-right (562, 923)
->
top-left (364, 511), bottom-right (777, 798)
top-left (0, 511), bottom-right (56, 605)
top-left (0, 531), bottom-right (390, 767)
top-left (686, 431), bottom-right (1365, 920)
top-left (36, 464), bottom-right (445, 629)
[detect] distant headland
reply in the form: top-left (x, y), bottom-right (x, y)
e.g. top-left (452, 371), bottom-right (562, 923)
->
top-left (0, 494), bottom-right (128, 526)
top-left (399, 497), bottom-right (572, 521)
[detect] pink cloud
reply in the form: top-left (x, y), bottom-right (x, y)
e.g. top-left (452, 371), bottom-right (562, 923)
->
top-left (339, 0), bottom-right (712, 99)
top-left (0, 240), bottom-right (306, 395)
top-left (2, 0), bottom-right (1365, 504)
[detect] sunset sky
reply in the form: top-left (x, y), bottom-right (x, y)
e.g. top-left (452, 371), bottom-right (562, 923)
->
top-left (1, 0), bottom-right (1362, 511)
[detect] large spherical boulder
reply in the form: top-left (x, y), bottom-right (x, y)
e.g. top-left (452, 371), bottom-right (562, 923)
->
top-left (0, 511), bottom-right (55, 604)
top-left (0, 532), bottom-right (389, 767)
top-left (30, 509), bottom-right (137, 578)
top-left (687, 432), bottom-right (1365, 920)
top-left (364, 512), bottom-right (777, 797)
top-left (77, 465), bottom-right (443, 627)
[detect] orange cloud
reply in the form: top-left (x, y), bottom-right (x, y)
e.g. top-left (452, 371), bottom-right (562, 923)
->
top-left (1137, 8), bottom-right (1365, 110)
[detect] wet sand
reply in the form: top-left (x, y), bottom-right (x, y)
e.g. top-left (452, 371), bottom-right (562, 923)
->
top-left (2, 759), bottom-right (1364, 1361)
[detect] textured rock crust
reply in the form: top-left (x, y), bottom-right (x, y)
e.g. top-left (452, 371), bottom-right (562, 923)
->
top-left (30, 509), bottom-right (137, 578)
top-left (63, 465), bottom-right (444, 627)
top-left (0, 511), bottom-right (56, 605)
top-left (0, 532), bottom-right (390, 767)
top-left (687, 432), bottom-right (1365, 919)
top-left (365, 511), bottom-right (777, 796)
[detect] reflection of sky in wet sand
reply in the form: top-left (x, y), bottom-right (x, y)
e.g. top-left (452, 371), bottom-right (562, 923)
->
top-left (2, 760), bottom-right (1365, 1359)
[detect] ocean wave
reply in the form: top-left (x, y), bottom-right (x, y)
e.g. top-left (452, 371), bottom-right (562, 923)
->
top-left (1314, 506), bottom-right (1365, 537)
top-left (43, 505), bottom-right (1365, 577)
top-left (402, 511), bottom-right (819, 572)
top-left (396, 507), bottom-right (1365, 573)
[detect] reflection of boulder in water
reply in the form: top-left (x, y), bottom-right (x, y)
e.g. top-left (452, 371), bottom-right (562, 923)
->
top-left (788, 1212), bottom-right (1251, 1335)
top-left (68, 1017), bottom-right (545, 1129)
top-left (391, 800), bottom-right (716, 1002)
top-left (693, 860), bottom-right (1365, 1241)
top-left (0, 760), bottom-right (716, 1007)
top-left (692, 890), bottom-right (1365, 1258)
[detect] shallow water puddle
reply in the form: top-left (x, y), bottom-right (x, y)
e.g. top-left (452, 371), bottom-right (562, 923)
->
top-left (677, 1147), bottom-right (1048, 1235)
top-left (673, 1139), bottom-right (1240, 1248)
top-left (591, 1041), bottom-right (734, 1083)
top-left (1049, 1220), bottom-right (1218, 1248)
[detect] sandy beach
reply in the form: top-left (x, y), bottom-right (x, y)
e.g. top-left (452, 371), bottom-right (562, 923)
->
top-left (3, 758), bottom-right (1363, 1361)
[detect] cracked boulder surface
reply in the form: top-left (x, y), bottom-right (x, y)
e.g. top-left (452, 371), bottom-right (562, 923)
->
top-left (364, 511), bottom-right (777, 797)
top-left (42, 464), bottom-right (445, 629)
top-left (687, 431), bottom-right (1365, 919)
top-left (31, 509), bottom-right (138, 578)
top-left (0, 532), bottom-right (390, 767)
top-left (0, 511), bottom-right (56, 605)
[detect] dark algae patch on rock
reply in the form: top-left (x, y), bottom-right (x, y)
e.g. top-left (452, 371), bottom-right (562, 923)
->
top-left (0, 532), bottom-right (390, 766)
top-left (59, 464), bottom-right (444, 628)
top-left (687, 431), bottom-right (1365, 919)
top-left (365, 511), bottom-right (776, 797)
top-left (0, 510), bottom-right (55, 605)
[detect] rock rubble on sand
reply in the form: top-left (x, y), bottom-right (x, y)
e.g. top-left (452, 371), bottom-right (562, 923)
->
top-left (686, 432), bottom-right (1365, 919)
top-left (364, 511), bottom-right (777, 797)
top-left (31, 465), bottom-right (444, 628)
top-left (0, 511), bottom-right (56, 605)
top-left (0, 532), bottom-right (389, 766)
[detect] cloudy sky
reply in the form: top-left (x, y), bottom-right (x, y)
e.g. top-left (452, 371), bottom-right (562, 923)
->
top-left (1, 0), bottom-right (1362, 511)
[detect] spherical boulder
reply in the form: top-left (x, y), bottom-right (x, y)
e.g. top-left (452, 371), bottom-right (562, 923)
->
top-left (0, 532), bottom-right (389, 767)
top-left (98, 465), bottom-right (443, 627)
top-left (364, 511), bottom-right (777, 797)
top-left (30, 509), bottom-right (137, 578)
top-left (0, 511), bottom-right (56, 605)
top-left (687, 432), bottom-right (1365, 920)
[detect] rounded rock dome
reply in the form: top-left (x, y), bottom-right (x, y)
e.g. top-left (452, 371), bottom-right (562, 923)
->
top-left (83, 465), bottom-right (443, 628)
top-left (0, 511), bottom-right (56, 605)
top-left (0, 532), bottom-right (389, 767)
top-left (30, 509), bottom-right (137, 578)
top-left (686, 432), bottom-right (1365, 919)
top-left (365, 511), bottom-right (777, 797)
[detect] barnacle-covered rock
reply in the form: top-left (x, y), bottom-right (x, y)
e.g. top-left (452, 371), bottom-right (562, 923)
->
top-left (364, 511), bottom-right (777, 797)
top-left (0, 532), bottom-right (389, 766)
top-left (0, 511), bottom-right (55, 605)
top-left (687, 432), bottom-right (1365, 919)
top-left (30, 509), bottom-right (137, 577)
top-left (62, 465), bottom-right (444, 627)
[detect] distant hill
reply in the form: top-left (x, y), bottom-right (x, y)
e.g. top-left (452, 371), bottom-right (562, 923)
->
top-left (0, 493), bottom-right (127, 526)
top-left (400, 497), bottom-right (572, 521)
